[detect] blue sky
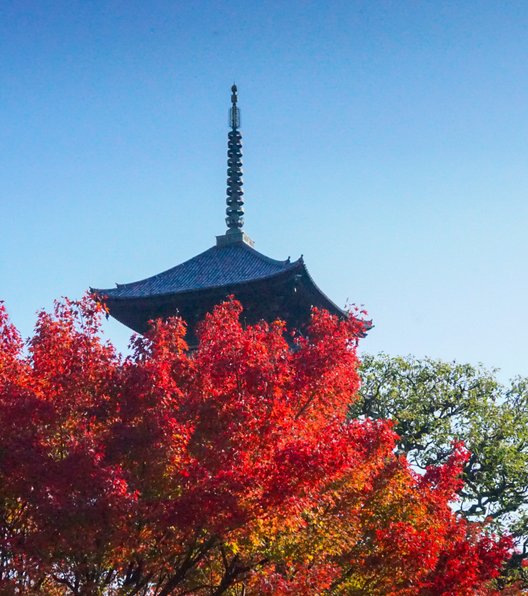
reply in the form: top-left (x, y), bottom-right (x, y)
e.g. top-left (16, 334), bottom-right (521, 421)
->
top-left (1, 1), bottom-right (527, 379)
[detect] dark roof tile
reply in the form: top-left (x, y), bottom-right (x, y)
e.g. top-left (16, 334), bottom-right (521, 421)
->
top-left (93, 243), bottom-right (301, 299)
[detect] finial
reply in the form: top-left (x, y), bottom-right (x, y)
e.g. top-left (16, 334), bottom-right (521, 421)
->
top-left (216, 85), bottom-right (254, 247)
top-left (229, 83), bottom-right (240, 129)
top-left (225, 84), bottom-right (244, 234)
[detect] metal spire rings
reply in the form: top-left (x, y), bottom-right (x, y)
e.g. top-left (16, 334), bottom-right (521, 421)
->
top-left (225, 84), bottom-right (244, 234)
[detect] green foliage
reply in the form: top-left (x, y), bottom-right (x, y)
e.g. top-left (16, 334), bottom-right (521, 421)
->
top-left (355, 354), bottom-right (528, 582)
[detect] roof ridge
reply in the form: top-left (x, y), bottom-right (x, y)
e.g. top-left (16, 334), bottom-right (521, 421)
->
top-left (226, 241), bottom-right (300, 267)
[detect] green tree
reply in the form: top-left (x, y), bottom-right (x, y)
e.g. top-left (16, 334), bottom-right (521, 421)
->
top-left (355, 354), bottom-right (528, 584)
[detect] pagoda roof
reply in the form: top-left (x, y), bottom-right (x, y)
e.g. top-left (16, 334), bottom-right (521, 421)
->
top-left (93, 241), bottom-right (304, 300)
top-left (90, 85), bottom-right (362, 341)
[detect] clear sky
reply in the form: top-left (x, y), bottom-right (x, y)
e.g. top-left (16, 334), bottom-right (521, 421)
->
top-left (1, 1), bottom-right (527, 380)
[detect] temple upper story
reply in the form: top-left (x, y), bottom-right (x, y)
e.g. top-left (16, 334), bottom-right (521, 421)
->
top-left (92, 85), bottom-right (355, 345)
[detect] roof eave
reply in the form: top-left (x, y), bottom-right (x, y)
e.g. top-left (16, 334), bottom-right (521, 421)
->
top-left (91, 258), bottom-right (306, 303)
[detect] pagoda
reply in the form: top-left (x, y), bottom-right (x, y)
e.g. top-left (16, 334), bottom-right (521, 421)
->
top-left (92, 86), bottom-right (348, 345)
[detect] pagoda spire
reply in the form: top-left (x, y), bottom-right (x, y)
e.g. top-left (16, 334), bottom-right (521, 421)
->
top-left (217, 84), bottom-right (253, 247)
top-left (225, 84), bottom-right (244, 234)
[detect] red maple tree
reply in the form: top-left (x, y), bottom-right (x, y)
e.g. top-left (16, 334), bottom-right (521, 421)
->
top-left (0, 296), bottom-right (512, 594)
